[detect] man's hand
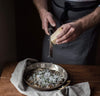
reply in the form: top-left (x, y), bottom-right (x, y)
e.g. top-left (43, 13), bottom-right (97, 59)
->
top-left (56, 21), bottom-right (83, 44)
top-left (56, 7), bottom-right (100, 44)
top-left (40, 10), bottom-right (56, 35)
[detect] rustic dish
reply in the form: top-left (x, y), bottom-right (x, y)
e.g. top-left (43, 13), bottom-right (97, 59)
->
top-left (24, 62), bottom-right (68, 91)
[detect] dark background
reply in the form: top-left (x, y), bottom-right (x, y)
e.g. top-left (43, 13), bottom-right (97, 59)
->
top-left (15, 0), bottom-right (44, 61)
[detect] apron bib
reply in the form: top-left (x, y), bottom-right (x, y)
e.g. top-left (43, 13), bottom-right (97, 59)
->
top-left (42, 0), bottom-right (99, 64)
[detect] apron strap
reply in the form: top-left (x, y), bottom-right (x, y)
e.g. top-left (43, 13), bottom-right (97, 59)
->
top-left (64, 1), bottom-right (99, 11)
top-left (52, 0), bottom-right (99, 11)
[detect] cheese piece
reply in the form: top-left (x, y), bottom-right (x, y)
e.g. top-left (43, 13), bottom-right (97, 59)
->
top-left (51, 27), bottom-right (62, 44)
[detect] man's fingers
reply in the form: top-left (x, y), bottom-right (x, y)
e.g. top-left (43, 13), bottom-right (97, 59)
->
top-left (47, 15), bottom-right (56, 27)
top-left (57, 24), bottom-right (71, 39)
top-left (42, 17), bottom-right (56, 35)
top-left (57, 35), bottom-right (76, 44)
top-left (56, 27), bottom-right (74, 43)
top-left (41, 12), bottom-right (56, 35)
top-left (42, 19), bottom-right (49, 35)
top-left (65, 27), bottom-right (75, 38)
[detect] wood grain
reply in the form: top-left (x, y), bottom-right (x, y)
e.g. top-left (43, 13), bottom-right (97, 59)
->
top-left (0, 63), bottom-right (100, 96)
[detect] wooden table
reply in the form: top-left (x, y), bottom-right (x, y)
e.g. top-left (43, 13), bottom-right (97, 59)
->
top-left (0, 63), bottom-right (100, 96)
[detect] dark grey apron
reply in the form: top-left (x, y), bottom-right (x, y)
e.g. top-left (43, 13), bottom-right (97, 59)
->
top-left (42, 0), bottom-right (99, 64)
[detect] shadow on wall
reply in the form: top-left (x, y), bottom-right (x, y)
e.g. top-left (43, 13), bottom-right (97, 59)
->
top-left (95, 24), bottom-right (100, 65)
top-left (0, 0), bottom-right (16, 72)
top-left (15, 0), bottom-right (44, 61)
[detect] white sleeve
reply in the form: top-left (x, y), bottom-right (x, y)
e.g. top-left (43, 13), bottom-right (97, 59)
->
top-left (98, 5), bottom-right (100, 7)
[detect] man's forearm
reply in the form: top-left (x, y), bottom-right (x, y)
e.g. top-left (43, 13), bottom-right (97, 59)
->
top-left (33, 0), bottom-right (48, 14)
top-left (77, 7), bottom-right (100, 31)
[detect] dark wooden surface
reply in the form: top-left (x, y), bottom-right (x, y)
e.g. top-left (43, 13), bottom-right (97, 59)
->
top-left (0, 63), bottom-right (100, 96)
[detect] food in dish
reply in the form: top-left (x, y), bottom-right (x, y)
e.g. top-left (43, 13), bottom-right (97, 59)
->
top-left (27, 68), bottom-right (64, 88)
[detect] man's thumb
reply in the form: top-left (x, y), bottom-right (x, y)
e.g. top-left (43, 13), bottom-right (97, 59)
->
top-left (48, 16), bottom-right (56, 27)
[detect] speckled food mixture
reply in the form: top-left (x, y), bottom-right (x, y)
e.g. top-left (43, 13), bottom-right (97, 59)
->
top-left (27, 68), bottom-right (64, 88)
